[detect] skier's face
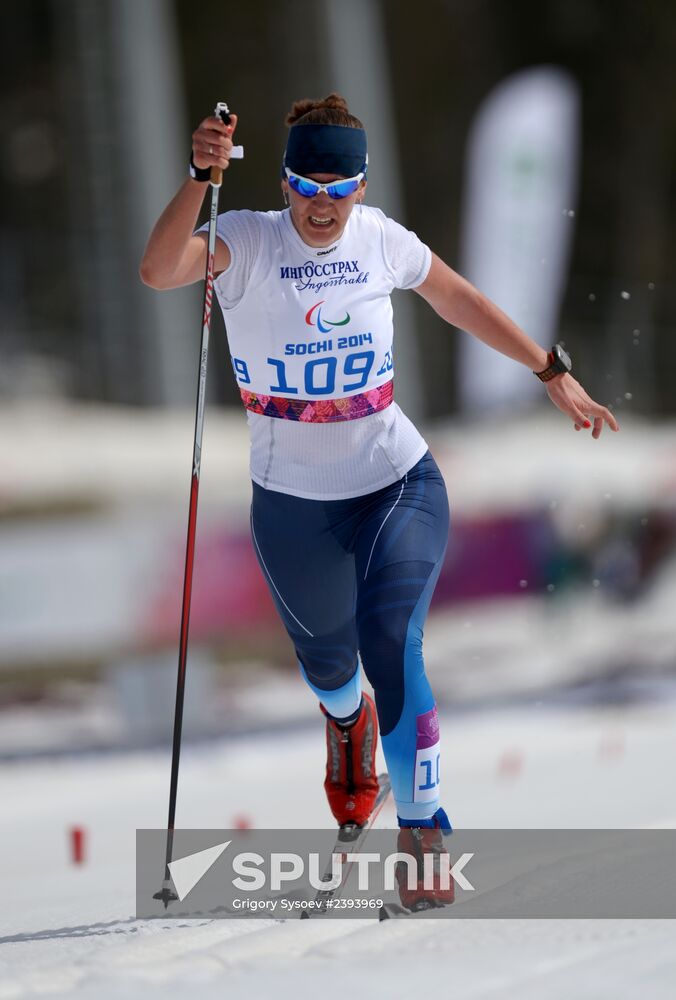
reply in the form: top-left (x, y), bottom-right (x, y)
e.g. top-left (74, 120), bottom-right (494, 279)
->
top-left (282, 173), bottom-right (367, 247)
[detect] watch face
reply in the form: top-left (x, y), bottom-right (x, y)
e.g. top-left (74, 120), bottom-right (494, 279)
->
top-left (553, 344), bottom-right (572, 371)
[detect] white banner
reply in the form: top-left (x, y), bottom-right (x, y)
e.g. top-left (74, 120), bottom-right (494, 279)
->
top-left (458, 66), bottom-right (580, 411)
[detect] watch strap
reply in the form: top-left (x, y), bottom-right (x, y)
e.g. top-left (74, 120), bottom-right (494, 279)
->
top-left (534, 349), bottom-right (568, 382)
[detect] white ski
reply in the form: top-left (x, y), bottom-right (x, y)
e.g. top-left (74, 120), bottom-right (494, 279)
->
top-left (301, 772), bottom-right (392, 918)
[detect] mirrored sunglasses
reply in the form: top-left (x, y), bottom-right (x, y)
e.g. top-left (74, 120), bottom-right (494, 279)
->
top-left (284, 168), bottom-right (365, 200)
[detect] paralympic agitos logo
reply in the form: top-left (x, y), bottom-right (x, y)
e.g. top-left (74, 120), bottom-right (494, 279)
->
top-left (305, 300), bottom-right (351, 333)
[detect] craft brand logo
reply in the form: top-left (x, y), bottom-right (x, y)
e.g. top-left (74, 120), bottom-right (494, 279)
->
top-left (279, 258), bottom-right (370, 294)
top-left (167, 842), bottom-right (474, 900)
top-left (305, 300), bottom-right (351, 332)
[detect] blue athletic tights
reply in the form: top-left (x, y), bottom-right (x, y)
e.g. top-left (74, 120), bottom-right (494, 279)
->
top-left (249, 450), bottom-right (450, 821)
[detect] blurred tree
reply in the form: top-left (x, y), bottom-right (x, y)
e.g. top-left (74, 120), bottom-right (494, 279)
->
top-left (0, 0), bottom-right (78, 398)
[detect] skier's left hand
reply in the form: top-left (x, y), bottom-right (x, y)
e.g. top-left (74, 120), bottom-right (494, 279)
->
top-left (545, 373), bottom-right (620, 439)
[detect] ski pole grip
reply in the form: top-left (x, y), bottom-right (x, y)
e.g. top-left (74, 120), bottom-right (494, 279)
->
top-left (210, 102), bottom-right (230, 187)
top-left (210, 100), bottom-right (244, 186)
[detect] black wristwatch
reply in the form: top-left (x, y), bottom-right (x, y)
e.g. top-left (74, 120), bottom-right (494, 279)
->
top-left (534, 343), bottom-right (572, 382)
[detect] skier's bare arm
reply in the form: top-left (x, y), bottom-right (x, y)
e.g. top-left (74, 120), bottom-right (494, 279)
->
top-left (416, 253), bottom-right (619, 439)
top-left (139, 114), bottom-right (239, 289)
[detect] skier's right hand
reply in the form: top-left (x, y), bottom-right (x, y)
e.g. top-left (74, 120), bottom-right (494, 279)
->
top-left (191, 113), bottom-right (238, 172)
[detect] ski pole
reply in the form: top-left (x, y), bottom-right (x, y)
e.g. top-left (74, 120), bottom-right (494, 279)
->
top-left (154, 101), bottom-right (235, 907)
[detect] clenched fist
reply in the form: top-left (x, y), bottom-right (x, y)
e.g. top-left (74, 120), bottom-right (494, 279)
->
top-left (191, 113), bottom-right (239, 172)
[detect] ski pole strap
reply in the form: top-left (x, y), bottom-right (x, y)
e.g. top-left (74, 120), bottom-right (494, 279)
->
top-left (240, 381), bottom-right (394, 423)
top-left (189, 153), bottom-right (211, 182)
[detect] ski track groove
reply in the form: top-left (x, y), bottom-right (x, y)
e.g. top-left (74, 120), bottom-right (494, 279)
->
top-left (5, 920), bottom-right (673, 1000)
top-left (0, 918), bottom-right (272, 997)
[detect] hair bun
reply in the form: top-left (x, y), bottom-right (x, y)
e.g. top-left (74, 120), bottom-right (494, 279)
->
top-left (285, 93), bottom-right (361, 128)
top-left (317, 93), bottom-right (351, 113)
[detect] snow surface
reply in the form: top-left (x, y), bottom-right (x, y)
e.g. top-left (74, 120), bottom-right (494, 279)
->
top-left (1, 699), bottom-right (675, 999)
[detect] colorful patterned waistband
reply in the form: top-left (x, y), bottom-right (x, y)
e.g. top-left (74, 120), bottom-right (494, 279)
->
top-left (240, 381), bottom-right (393, 423)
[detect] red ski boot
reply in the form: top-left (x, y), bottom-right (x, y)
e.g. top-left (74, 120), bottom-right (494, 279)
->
top-left (322, 693), bottom-right (379, 827)
top-left (396, 808), bottom-right (455, 911)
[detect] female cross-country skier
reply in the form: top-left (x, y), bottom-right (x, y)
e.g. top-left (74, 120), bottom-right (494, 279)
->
top-left (140, 94), bottom-right (618, 911)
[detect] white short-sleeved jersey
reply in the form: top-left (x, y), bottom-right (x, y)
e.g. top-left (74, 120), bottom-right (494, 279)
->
top-left (200, 205), bottom-right (431, 500)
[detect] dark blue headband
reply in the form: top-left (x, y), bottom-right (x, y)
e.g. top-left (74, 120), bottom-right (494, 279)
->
top-left (283, 123), bottom-right (368, 178)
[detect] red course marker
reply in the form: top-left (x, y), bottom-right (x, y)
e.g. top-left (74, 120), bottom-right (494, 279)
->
top-left (497, 749), bottom-right (524, 779)
top-left (70, 826), bottom-right (86, 865)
